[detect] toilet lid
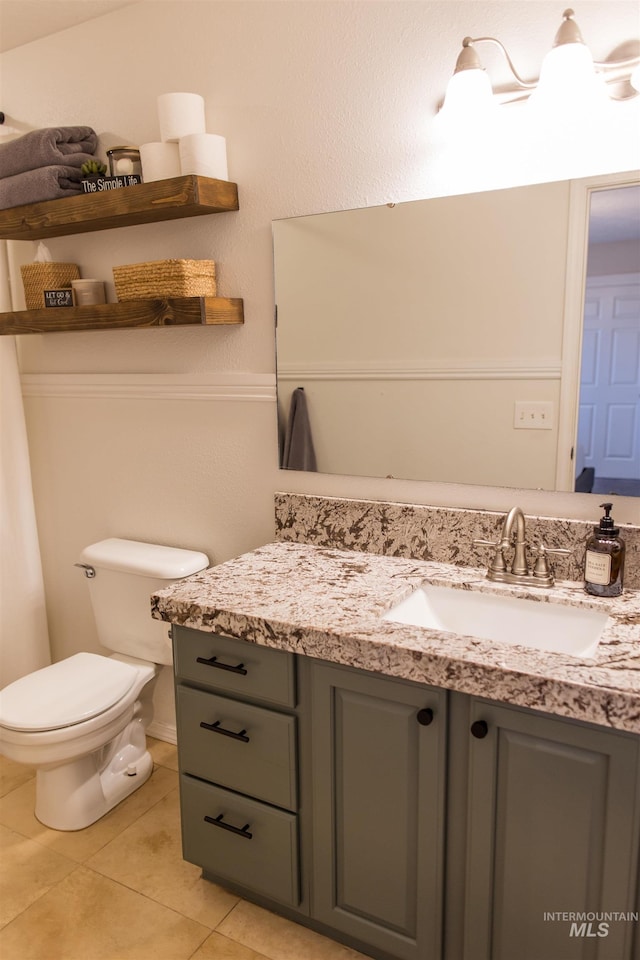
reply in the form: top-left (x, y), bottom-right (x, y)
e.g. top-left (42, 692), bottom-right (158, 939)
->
top-left (0, 653), bottom-right (139, 732)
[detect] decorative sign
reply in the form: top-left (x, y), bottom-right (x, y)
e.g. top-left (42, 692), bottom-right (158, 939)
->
top-left (81, 175), bottom-right (142, 193)
top-left (44, 289), bottom-right (74, 307)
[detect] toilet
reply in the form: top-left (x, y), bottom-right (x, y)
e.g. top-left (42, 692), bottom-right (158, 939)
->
top-left (0, 538), bottom-right (208, 831)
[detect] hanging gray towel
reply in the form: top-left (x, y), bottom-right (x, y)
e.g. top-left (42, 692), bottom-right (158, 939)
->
top-left (0, 126), bottom-right (98, 179)
top-left (0, 165), bottom-right (84, 209)
top-left (283, 387), bottom-right (317, 471)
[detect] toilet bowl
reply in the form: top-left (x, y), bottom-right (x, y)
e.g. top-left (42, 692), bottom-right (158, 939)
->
top-left (1, 653), bottom-right (158, 830)
top-left (0, 538), bottom-right (208, 831)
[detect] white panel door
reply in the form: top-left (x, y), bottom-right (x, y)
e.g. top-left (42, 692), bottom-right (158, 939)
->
top-left (578, 274), bottom-right (640, 480)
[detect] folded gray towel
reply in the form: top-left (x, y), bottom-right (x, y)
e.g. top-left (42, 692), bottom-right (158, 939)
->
top-left (0, 126), bottom-right (98, 179)
top-left (0, 165), bottom-right (84, 209)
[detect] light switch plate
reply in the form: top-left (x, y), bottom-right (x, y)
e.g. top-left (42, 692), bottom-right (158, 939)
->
top-left (513, 401), bottom-right (554, 430)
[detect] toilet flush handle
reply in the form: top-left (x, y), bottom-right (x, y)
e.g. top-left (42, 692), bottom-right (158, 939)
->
top-left (74, 562), bottom-right (96, 578)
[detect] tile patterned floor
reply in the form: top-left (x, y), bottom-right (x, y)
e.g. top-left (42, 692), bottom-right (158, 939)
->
top-left (0, 739), bottom-right (367, 960)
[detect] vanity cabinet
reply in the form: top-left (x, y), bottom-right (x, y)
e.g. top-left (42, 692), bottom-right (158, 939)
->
top-left (172, 626), bottom-right (640, 960)
top-left (173, 626), bottom-right (301, 908)
top-left (447, 694), bottom-right (640, 960)
top-left (309, 661), bottom-right (447, 960)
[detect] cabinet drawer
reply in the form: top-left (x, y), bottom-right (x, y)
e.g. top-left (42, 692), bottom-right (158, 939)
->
top-left (177, 685), bottom-right (297, 810)
top-left (173, 626), bottom-right (295, 707)
top-left (180, 774), bottom-right (300, 907)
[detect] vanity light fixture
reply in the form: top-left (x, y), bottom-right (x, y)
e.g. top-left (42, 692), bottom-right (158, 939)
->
top-left (439, 8), bottom-right (640, 121)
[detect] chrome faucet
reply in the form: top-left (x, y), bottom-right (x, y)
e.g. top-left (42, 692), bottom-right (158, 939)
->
top-left (474, 506), bottom-right (571, 587)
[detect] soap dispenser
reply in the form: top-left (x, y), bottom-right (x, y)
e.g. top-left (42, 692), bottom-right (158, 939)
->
top-left (584, 502), bottom-right (625, 597)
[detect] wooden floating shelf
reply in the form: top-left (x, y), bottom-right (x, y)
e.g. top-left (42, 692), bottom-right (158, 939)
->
top-left (0, 297), bottom-right (244, 335)
top-left (0, 175), bottom-right (239, 241)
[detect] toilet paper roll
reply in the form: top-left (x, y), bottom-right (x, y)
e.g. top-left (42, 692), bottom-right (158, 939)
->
top-left (139, 142), bottom-right (181, 182)
top-left (157, 92), bottom-right (206, 143)
top-left (179, 133), bottom-right (228, 181)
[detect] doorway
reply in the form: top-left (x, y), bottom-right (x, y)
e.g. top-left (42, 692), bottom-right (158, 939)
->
top-left (576, 184), bottom-right (640, 496)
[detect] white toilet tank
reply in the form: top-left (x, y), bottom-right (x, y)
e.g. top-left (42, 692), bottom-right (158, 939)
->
top-left (79, 539), bottom-right (209, 666)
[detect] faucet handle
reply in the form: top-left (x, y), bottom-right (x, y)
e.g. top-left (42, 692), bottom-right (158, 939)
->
top-left (541, 544), bottom-right (573, 557)
top-left (473, 538), bottom-right (507, 574)
top-left (532, 542), bottom-right (572, 581)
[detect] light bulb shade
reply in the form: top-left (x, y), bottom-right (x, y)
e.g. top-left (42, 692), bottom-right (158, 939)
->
top-left (439, 68), bottom-right (495, 119)
top-left (529, 41), bottom-right (607, 109)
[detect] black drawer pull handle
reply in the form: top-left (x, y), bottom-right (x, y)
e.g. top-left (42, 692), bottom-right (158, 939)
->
top-left (204, 813), bottom-right (253, 839)
top-left (417, 708), bottom-right (434, 726)
top-left (200, 719), bottom-right (250, 743)
top-left (196, 655), bottom-right (247, 675)
top-left (471, 720), bottom-right (489, 739)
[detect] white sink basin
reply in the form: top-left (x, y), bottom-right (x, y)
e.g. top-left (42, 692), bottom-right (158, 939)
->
top-left (382, 584), bottom-right (610, 658)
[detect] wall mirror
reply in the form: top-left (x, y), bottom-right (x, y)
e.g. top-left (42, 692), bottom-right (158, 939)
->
top-left (274, 171), bottom-right (639, 496)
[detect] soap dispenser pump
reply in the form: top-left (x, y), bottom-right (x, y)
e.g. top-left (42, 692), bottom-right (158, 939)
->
top-left (584, 502), bottom-right (625, 597)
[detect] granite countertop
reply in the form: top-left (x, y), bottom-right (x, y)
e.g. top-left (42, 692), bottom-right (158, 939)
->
top-left (152, 541), bottom-right (640, 734)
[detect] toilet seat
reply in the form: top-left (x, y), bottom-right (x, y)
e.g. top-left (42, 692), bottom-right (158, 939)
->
top-left (0, 652), bottom-right (138, 732)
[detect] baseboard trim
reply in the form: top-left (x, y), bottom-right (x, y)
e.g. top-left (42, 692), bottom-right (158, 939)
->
top-left (148, 720), bottom-right (177, 744)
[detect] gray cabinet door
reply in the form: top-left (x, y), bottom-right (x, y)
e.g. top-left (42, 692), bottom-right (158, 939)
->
top-left (461, 697), bottom-right (640, 960)
top-left (310, 661), bottom-right (447, 960)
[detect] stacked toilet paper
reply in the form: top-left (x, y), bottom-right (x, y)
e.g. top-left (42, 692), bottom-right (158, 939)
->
top-left (140, 93), bottom-right (228, 183)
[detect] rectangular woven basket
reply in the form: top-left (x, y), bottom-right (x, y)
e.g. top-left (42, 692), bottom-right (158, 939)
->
top-left (21, 262), bottom-right (80, 309)
top-left (113, 259), bottom-right (217, 301)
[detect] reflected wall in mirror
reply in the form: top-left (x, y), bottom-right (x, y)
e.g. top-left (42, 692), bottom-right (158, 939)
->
top-left (274, 172), bottom-right (640, 495)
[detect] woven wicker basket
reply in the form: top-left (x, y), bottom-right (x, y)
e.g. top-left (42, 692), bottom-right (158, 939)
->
top-left (112, 259), bottom-right (217, 301)
top-left (21, 262), bottom-right (80, 309)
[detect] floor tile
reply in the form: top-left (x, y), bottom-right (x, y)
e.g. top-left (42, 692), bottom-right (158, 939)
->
top-left (0, 866), bottom-right (210, 960)
top-left (218, 900), bottom-right (370, 960)
top-left (0, 754), bottom-right (34, 798)
top-left (0, 825), bottom-right (76, 929)
top-left (0, 741), bottom-right (371, 960)
top-left (87, 786), bottom-right (240, 928)
top-left (0, 764), bottom-right (177, 862)
top-left (191, 931), bottom-right (271, 960)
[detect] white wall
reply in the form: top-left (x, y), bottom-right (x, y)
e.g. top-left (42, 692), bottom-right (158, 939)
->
top-left (2, 1), bottom-right (639, 735)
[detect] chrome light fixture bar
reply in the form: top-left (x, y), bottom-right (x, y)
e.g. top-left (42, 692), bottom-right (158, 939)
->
top-left (440, 8), bottom-right (640, 115)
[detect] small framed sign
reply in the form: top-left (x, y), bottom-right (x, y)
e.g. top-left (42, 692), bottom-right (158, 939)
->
top-left (44, 289), bottom-right (74, 308)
